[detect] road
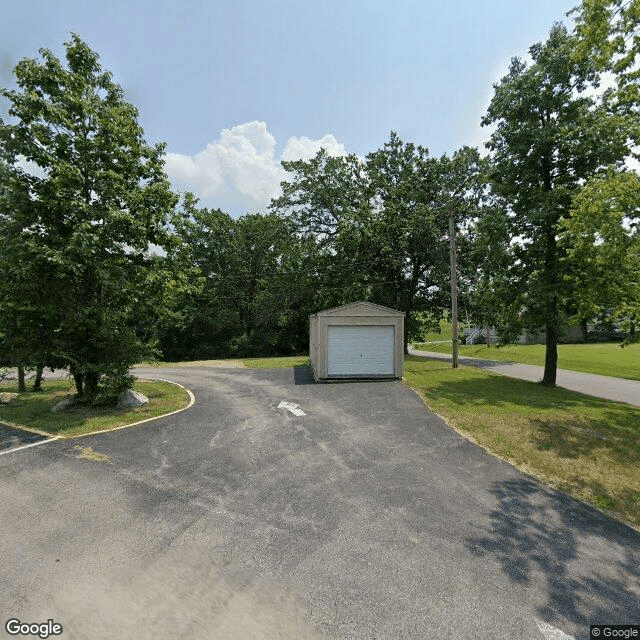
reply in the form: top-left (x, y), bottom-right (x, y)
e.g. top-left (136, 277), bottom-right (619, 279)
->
top-left (1, 365), bottom-right (639, 639)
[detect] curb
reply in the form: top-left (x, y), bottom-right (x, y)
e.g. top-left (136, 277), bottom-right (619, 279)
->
top-left (63, 378), bottom-right (195, 440)
top-left (0, 379), bottom-right (195, 454)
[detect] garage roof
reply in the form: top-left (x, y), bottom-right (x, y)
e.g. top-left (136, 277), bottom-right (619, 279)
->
top-left (312, 301), bottom-right (405, 317)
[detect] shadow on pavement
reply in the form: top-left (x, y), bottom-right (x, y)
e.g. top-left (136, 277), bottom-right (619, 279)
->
top-left (293, 365), bottom-right (316, 386)
top-left (458, 356), bottom-right (520, 370)
top-left (0, 423), bottom-right (49, 451)
top-left (465, 477), bottom-right (640, 629)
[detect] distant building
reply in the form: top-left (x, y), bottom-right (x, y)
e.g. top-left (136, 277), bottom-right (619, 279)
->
top-left (463, 324), bottom-right (585, 345)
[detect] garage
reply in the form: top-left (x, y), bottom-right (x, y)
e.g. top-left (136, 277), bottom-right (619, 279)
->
top-left (309, 302), bottom-right (404, 380)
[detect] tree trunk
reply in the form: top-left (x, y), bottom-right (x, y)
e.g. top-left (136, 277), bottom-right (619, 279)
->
top-left (32, 364), bottom-right (44, 391)
top-left (629, 321), bottom-right (636, 342)
top-left (84, 371), bottom-right (99, 403)
top-left (71, 366), bottom-right (84, 397)
top-left (17, 363), bottom-right (26, 393)
top-left (542, 321), bottom-right (559, 385)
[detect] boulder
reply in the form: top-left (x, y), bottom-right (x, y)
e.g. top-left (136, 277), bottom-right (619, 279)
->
top-left (51, 397), bottom-right (76, 413)
top-left (118, 389), bottom-right (149, 409)
top-left (0, 392), bottom-right (19, 405)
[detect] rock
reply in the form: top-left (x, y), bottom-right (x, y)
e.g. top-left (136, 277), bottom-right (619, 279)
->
top-left (0, 392), bottom-right (19, 404)
top-left (117, 389), bottom-right (149, 409)
top-left (51, 397), bottom-right (76, 413)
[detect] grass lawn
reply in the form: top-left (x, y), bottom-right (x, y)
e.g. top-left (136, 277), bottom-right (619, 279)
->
top-left (0, 378), bottom-right (189, 438)
top-left (136, 359), bottom-right (245, 368)
top-left (135, 356), bottom-right (309, 369)
top-left (404, 355), bottom-right (640, 529)
top-left (242, 356), bottom-right (309, 368)
top-left (412, 341), bottom-right (640, 381)
top-left (417, 319), bottom-right (462, 343)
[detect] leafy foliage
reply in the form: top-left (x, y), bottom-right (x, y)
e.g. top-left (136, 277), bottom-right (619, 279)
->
top-left (0, 35), bottom-right (182, 401)
top-left (4, 16), bottom-right (638, 374)
top-left (271, 133), bottom-right (484, 352)
top-left (478, 23), bottom-right (634, 383)
top-left (561, 169), bottom-right (640, 345)
top-left (160, 202), bottom-right (314, 359)
top-left (561, 0), bottom-right (640, 346)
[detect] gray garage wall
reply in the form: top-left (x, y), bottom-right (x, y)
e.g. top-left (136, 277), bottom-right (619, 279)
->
top-left (309, 302), bottom-right (404, 380)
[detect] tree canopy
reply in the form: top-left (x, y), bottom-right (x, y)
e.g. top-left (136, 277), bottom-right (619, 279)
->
top-left (271, 133), bottom-right (485, 350)
top-left (561, 0), bottom-right (640, 346)
top-left (0, 34), bottom-right (181, 401)
top-left (478, 22), bottom-right (634, 384)
top-left (3, 17), bottom-right (638, 379)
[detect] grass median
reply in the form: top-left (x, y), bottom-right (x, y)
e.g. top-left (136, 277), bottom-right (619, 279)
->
top-left (0, 378), bottom-right (190, 438)
top-left (403, 355), bottom-right (640, 529)
top-left (412, 341), bottom-right (640, 381)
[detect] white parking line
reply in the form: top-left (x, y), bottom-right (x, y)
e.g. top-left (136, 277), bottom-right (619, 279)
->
top-left (0, 436), bottom-right (61, 457)
top-left (535, 618), bottom-right (575, 640)
top-left (0, 378), bottom-right (195, 453)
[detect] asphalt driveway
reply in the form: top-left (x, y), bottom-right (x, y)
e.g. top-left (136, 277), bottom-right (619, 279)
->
top-left (0, 366), bottom-right (638, 640)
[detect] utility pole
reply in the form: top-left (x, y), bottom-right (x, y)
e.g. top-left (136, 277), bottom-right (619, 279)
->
top-left (449, 212), bottom-right (459, 368)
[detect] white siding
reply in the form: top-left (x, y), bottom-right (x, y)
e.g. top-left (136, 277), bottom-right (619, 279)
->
top-left (327, 325), bottom-right (395, 376)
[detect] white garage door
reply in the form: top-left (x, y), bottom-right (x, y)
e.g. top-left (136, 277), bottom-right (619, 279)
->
top-left (327, 325), bottom-right (395, 376)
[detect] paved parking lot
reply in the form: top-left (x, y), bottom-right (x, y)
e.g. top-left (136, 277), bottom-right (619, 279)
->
top-left (0, 423), bottom-right (50, 452)
top-left (1, 366), bottom-right (639, 639)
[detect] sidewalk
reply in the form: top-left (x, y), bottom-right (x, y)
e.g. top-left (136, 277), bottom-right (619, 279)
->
top-left (408, 347), bottom-right (640, 407)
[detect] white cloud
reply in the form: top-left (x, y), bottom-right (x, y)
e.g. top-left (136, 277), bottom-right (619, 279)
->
top-left (281, 134), bottom-right (346, 162)
top-left (164, 121), bottom-right (347, 215)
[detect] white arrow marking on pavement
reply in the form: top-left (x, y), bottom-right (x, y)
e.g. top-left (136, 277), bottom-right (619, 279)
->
top-left (278, 401), bottom-right (306, 416)
top-left (535, 618), bottom-right (575, 640)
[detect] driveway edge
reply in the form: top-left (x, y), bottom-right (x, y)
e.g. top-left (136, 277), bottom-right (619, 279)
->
top-left (0, 379), bottom-right (195, 452)
top-left (65, 378), bottom-right (195, 440)
top-left (403, 380), bottom-right (640, 534)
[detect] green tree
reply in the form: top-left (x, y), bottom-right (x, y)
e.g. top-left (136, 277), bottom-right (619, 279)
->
top-left (363, 136), bottom-right (484, 350)
top-left (0, 35), bottom-right (180, 401)
top-left (159, 201), bottom-right (237, 361)
top-left (272, 148), bottom-right (370, 247)
top-left (463, 197), bottom-right (525, 343)
top-left (572, 0), bottom-right (640, 91)
top-left (270, 148), bottom-right (373, 310)
top-left (272, 134), bottom-right (485, 351)
top-left (481, 23), bottom-right (632, 384)
top-left (163, 201), bottom-right (314, 360)
top-left (0, 160), bottom-right (48, 390)
top-left (561, 1), bottom-right (640, 345)
top-left (561, 169), bottom-right (640, 344)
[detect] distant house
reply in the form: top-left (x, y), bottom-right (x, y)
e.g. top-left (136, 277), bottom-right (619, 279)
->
top-left (464, 324), bottom-right (585, 345)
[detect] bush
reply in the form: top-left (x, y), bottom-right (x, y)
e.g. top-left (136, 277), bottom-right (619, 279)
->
top-left (93, 362), bottom-right (135, 405)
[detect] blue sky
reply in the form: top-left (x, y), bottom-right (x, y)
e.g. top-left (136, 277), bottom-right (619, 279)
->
top-left (1, 0), bottom-right (576, 216)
